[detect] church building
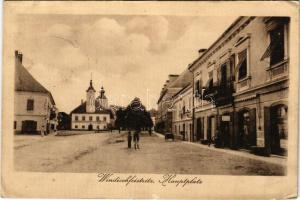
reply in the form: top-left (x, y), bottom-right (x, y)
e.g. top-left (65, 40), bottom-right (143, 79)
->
top-left (70, 80), bottom-right (113, 131)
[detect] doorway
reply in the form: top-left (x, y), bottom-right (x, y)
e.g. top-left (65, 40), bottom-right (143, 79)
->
top-left (207, 116), bottom-right (216, 141)
top-left (220, 120), bottom-right (230, 147)
top-left (270, 104), bottom-right (288, 154)
top-left (88, 124), bottom-right (93, 131)
top-left (21, 120), bottom-right (37, 134)
top-left (196, 118), bottom-right (203, 141)
top-left (238, 110), bottom-right (251, 148)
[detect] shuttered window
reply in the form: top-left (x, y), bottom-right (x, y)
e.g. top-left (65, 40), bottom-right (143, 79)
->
top-left (237, 49), bottom-right (247, 80)
top-left (27, 99), bottom-right (34, 111)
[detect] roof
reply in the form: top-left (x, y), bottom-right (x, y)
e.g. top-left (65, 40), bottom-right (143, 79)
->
top-left (188, 17), bottom-right (245, 71)
top-left (15, 55), bottom-right (56, 105)
top-left (70, 101), bottom-right (114, 118)
top-left (172, 83), bottom-right (192, 99)
top-left (86, 80), bottom-right (96, 92)
top-left (97, 86), bottom-right (107, 99)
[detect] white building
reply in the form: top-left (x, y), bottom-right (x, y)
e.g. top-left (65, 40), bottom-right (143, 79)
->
top-left (14, 50), bottom-right (58, 135)
top-left (70, 80), bottom-right (113, 131)
top-left (172, 84), bottom-right (193, 141)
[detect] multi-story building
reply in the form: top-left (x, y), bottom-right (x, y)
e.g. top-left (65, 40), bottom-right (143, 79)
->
top-left (188, 17), bottom-right (289, 156)
top-left (171, 83), bottom-right (193, 141)
top-left (155, 74), bottom-right (180, 133)
top-left (14, 50), bottom-right (58, 135)
top-left (70, 81), bottom-right (113, 131)
top-left (156, 72), bottom-right (192, 134)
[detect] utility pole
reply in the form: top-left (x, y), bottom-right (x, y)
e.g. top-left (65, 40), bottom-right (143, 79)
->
top-left (189, 68), bottom-right (195, 142)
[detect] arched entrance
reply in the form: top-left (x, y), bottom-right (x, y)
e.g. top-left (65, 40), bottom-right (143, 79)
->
top-left (270, 104), bottom-right (288, 154)
top-left (238, 110), bottom-right (251, 148)
top-left (237, 108), bottom-right (256, 149)
top-left (88, 124), bottom-right (93, 131)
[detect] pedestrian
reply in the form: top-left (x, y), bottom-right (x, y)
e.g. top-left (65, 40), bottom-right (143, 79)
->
top-left (133, 129), bottom-right (140, 150)
top-left (208, 136), bottom-right (215, 147)
top-left (127, 131), bottom-right (132, 148)
top-left (41, 125), bottom-right (45, 137)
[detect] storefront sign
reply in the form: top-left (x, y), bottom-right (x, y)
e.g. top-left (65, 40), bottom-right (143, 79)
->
top-left (222, 115), bottom-right (230, 121)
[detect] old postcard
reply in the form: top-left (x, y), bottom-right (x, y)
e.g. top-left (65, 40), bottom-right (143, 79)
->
top-left (1, 1), bottom-right (299, 199)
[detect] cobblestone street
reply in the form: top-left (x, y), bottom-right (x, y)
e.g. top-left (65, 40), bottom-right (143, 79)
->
top-left (14, 131), bottom-right (286, 175)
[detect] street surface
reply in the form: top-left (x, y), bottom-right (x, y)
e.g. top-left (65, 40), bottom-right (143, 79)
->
top-left (14, 131), bottom-right (286, 175)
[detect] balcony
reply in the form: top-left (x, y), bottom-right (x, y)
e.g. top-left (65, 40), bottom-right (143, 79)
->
top-left (267, 59), bottom-right (288, 81)
top-left (237, 76), bottom-right (251, 92)
top-left (215, 81), bottom-right (234, 106)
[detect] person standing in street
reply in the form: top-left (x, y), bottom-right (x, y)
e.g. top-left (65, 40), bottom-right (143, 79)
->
top-left (127, 131), bottom-right (132, 148)
top-left (41, 125), bottom-right (45, 137)
top-left (133, 129), bottom-right (140, 150)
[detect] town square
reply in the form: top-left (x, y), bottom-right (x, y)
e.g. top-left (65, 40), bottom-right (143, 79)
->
top-left (13, 16), bottom-right (289, 175)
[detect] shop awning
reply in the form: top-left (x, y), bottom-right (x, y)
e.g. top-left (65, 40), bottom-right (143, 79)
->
top-left (260, 39), bottom-right (280, 61)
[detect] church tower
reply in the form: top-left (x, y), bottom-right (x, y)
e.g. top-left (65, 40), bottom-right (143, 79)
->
top-left (97, 86), bottom-right (108, 109)
top-left (86, 80), bottom-right (96, 113)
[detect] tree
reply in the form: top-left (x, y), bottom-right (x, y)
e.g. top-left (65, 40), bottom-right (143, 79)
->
top-left (115, 108), bottom-right (126, 131)
top-left (115, 97), bottom-right (153, 131)
top-left (57, 112), bottom-right (71, 130)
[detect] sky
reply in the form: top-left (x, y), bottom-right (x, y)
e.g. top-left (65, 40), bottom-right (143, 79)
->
top-left (14, 14), bottom-right (237, 113)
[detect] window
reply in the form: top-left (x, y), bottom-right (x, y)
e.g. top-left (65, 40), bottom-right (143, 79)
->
top-left (220, 63), bottom-right (227, 87)
top-left (14, 121), bottom-right (17, 129)
top-left (96, 116), bottom-right (100, 121)
top-left (270, 25), bottom-right (284, 65)
top-left (82, 125), bottom-right (85, 129)
top-left (207, 71), bottom-right (213, 88)
top-left (97, 125), bottom-right (100, 130)
top-left (75, 125), bottom-right (78, 129)
top-left (89, 116), bottom-right (93, 121)
top-left (103, 117), bottom-right (107, 122)
top-left (27, 99), bottom-right (34, 111)
top-left (195, 80), bottom-right (200, 96)
top-left (237, 49), bottom-right (247, 80)
top-left (82, 116), bottom-right (85, 121)
top-left (75, 116), bottom-right (78, 121)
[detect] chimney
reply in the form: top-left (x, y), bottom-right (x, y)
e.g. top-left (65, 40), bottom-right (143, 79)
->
top-left (15, 50), bottom-right (23, 63)
top-left (168, 74), bottom-right (179, 83)
top-left (198, 48), bottom-right (207, 57)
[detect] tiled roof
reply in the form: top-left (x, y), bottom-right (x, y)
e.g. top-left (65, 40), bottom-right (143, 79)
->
top-left (15, 57), bottom-right (56, 105)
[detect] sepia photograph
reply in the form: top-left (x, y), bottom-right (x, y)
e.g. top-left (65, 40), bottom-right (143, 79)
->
top-left (2, 1), bottom-right (299, 199)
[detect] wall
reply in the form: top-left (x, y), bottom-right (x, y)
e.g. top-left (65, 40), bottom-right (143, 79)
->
top-left (71, 113), bottom-right (110, 130)
top-left (191, 17), bottom-right (289, 151)
top-left (14, 91), bottom-right (55, 132)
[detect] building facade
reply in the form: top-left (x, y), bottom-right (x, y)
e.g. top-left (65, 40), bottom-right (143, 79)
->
top-left (155, 74), bottom-right (180, 133)
top-left (70, 80), bottom-right (113, 131)
top-left (14, 50), bottom-right (58, 135)
top-left (188, 17), bottom-right (289, 156)
top-left (156, 70), bottom-right (194, 133)
top-left (171, 84), bottom-right (193, 141)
